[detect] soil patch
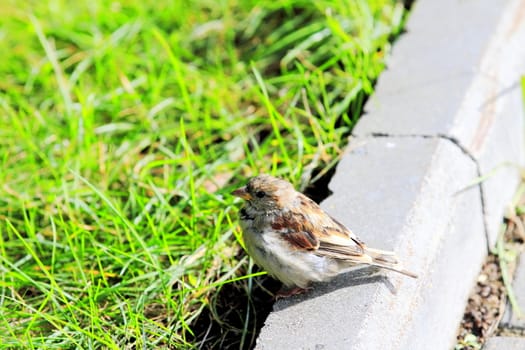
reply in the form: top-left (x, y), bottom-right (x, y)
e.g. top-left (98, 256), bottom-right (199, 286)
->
top-left (456, 205), bottom-right (525, 349)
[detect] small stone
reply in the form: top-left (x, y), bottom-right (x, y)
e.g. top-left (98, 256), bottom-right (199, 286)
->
top-left (480, 286), bottom-right (491, 298)
top-left (478, 274), bottom-right (488, 283)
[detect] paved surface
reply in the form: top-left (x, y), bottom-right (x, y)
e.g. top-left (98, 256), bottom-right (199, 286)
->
top-left (255, 0), bottom-right (525, 349)
top-left (353, 0), bottom-right (525, 247)
top-left (483, 337), bottom-right (525, 350)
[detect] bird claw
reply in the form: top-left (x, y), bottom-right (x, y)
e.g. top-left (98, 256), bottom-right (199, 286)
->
top-left (275, 286), bottom-right (312, 299)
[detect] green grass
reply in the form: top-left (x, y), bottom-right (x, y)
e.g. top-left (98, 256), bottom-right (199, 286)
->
top-left (0, 0), bottom-right (407, 348)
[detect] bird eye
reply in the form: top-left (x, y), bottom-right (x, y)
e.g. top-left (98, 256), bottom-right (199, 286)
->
top-left (255, 190), bottom-right (266, 198)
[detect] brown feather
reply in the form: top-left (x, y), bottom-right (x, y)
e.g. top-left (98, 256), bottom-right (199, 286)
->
top-left (282, 231), bottom-right (319, 251)
top-left (316, 240), bottom-right (364, 258)
top-left (270, 195), bottom-right (418, 278)
top-left (237, 174), bottom-right (418, 284)
top-left (271, 203), bottom-right (365, 257)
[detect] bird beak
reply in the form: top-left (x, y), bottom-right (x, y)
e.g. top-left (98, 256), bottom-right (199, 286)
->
top-left (232, 186), bottom-right (252, 200)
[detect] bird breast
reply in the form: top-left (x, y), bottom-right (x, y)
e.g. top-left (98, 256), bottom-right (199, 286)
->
top-left (240, 215), bottom-right (337, 288)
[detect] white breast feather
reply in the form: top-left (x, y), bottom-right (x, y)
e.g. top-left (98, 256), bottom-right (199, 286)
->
top-left (242, 223), bottom-right (336, 288)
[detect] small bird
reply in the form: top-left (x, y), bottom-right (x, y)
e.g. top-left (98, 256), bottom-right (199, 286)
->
top-left (233, 174), bottom-right (417, 297)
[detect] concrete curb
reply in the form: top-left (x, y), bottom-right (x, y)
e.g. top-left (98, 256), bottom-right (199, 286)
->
top-left (255, 0), bottom-right (525, 349)
top-left (483, 337), bottom-right (525, 350)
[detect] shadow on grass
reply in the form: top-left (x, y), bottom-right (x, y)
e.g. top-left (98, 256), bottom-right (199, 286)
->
top-left (190, 269), bottom-right (281, 350)
top-left (190, 265), bottom-right (394, 349)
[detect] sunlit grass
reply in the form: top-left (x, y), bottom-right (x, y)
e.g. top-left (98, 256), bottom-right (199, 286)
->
top-left (0, 0), bottom-right (407, 348)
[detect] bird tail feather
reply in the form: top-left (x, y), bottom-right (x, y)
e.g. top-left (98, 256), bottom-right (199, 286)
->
top-left (364, 247), bottom-right (418, 279)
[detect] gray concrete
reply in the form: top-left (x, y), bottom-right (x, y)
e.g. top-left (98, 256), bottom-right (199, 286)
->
top-left (353, 0), bottom-right (525, 246)
top-left (255, 0), bottom-right (525, 348)
top-left (483, 337), bottom-right (525, 350)
top-left (501, 255), bottom-right (525, 329)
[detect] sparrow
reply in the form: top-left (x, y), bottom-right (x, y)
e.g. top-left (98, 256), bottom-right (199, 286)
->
top-left (232, 174), bottom-right (417, 296)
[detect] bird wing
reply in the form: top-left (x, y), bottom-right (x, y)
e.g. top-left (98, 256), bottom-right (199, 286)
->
top-left (271, 194), bottom-right (365, 258)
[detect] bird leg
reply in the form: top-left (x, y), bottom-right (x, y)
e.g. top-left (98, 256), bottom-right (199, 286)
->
top-left (275, 286), bottom-right (312, 299)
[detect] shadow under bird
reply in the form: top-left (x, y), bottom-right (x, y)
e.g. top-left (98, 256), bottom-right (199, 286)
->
top-left (233, 174), bottom-right (417, 297)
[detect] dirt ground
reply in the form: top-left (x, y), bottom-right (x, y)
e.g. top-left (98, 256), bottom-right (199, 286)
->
top-left (455, 206), bottom-right (525, 349)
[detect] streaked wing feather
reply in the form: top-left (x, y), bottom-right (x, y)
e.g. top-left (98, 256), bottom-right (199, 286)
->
top-left (281, 230), bottom-right (319, 250)
top-left (272, 194), bottom-right (365, 258)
